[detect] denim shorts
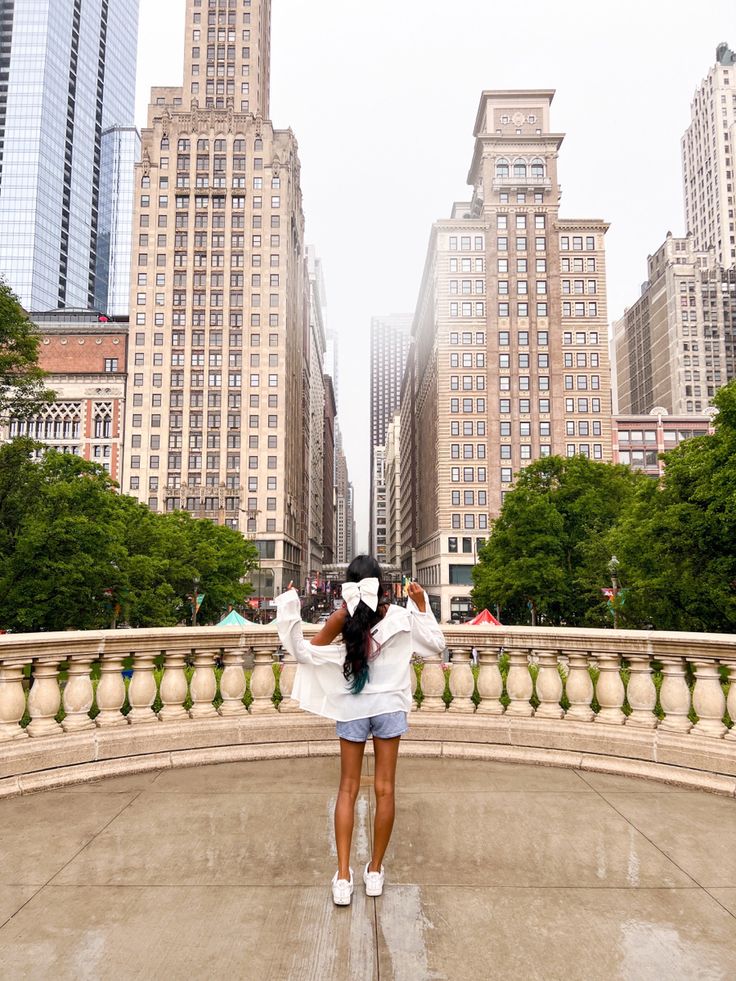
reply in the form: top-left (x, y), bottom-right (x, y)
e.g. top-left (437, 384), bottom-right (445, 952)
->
top-left (336, 711), bottom-right (409, 743)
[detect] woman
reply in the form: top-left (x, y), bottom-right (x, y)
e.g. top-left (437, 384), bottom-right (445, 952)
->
top-left (275, 554), bottom-right (445, 906)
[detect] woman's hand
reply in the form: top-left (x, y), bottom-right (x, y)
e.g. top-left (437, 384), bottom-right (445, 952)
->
top-left (407, 581), bottom-right (426, 613)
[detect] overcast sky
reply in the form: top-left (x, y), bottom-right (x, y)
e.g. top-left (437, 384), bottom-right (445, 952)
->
top-left (137, 0), bottom-right (734, 552)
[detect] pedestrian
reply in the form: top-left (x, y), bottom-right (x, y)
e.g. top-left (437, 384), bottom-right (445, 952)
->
top-left (275, 554), bottom-right (445, 906)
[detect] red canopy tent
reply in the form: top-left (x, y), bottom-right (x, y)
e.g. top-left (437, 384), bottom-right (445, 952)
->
top-left (467, 609), bottom-right (502, 626)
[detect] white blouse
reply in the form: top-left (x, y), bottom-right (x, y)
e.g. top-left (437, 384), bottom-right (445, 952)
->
top-left (274, 589), bottom-right (446, 722)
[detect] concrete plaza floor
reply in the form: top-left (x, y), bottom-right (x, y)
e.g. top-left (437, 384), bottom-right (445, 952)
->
top-left (1, 755), bottom-right (736, 980)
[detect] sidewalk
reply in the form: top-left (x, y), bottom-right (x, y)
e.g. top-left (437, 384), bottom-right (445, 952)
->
top-left (1, 756), bottom-right (735, 979)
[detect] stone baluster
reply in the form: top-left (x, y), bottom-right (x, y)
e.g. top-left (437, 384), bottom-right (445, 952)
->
top-left (189, 649), bottom-right (219, 719)
top-left (726, 662), bottom-right (736, 742)
top-left (593, 653), bottom-right (626, 725)
top-left (448, 646), bottom-right (475, 714)
top-left (690, 659), bottom-right (726, 738)
top-left (278, 650), bottom-right (302, 713)
top-left (61, 656), bottom-right (95, 733)
top-left (250, 643), bottom-right (277, 715)
top-left (657, 656), bottom-right (693, 733)
top-left (564, 652), bottom-right (595, 722)
top-left (505, 649), bottom-right (534, 717)
top-left (418, 652), bottom-right (446, 712)
top-left (476, 645), bottom-right (504, 715)
top-left (0, 664), bottom-right (30, 741)
top-left (534, 650), bottom-right (564, 719)
top-left (158, 652), bottom-right (189, 722)
top-left (127, 650), bottom-right (159, 725)
top-left (95, 654), bottom-right (128, 728)
top-left (410, 659), bottom-right (419, 711)
top-left (26, 660), bottom-right (63, 737)
top-left (624, 655), bottom-right (658, 729)
top-left (219, 648), bottom-right (247, 717)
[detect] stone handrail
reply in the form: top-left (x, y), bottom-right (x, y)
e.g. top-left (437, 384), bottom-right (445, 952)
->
top-left (1, 622), bottom-right (735, 797)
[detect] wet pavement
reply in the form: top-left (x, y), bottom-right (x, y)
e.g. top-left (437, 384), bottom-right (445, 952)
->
top-left (0, 756), bottom-right (735, 979)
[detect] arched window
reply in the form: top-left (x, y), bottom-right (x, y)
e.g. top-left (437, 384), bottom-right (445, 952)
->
top-left (530, 158), bottom-right (545, 179)
top-left (93, 402), bottom-right (113, 440)
top-left (495, 159), bottom-right (509, 178)
top-left (513, 159), bottom-right (527, 179)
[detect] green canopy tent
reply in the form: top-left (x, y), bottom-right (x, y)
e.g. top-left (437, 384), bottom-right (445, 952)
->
top-left (218, 609), bottom-right (266, 627)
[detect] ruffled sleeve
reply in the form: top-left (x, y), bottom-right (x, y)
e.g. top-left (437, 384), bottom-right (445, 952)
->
top-left (406, 590), bottom-right (447, 659)
top-left (274, 590), bottom-right (345, 666)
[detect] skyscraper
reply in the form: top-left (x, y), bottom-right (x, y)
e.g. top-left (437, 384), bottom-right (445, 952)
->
top-left (403, 90), bottom-right (612, 622)
top-left (0, 0), bottom-right (139, 311)
top-left (95, 125), bottom-right (141, 316)
top-left (306, 246), bottom-right (327, 579)
top-left (334, 426), bottom-right (353, 564)
top-left (682, 43), bottom-right (736, 268)
top-left (123, 0), bottom-right (309, 597)
top-left (614, 233), bottom-right (736, 415)
top-left (369, 313), bottom-right (411, 558)
top-left (615, 45), bottom-right (736, 418)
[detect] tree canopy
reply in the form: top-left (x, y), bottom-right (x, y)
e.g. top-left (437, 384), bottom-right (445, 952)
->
top-left (472, 455), bottom-right (645, 626)
top-left (0, 279), bottom-right (53, 420)
top-left (0, 441), bottom-right (258, 631)
top-left (473, 383), bottom-right (736, 632)
top-left (606, 383), bottom-right (736, 632)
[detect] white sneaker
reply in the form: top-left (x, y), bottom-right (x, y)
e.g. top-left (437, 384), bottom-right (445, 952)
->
top-left (331, 869), bottom-right (354, 906)
top-left (363, 863), bottom-right (385, 897)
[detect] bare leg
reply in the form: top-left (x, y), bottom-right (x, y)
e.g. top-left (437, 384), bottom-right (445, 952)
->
top-left (335, 738), bottom-right (366, 880)
top-left (370, 735), bottom-right (401, 873)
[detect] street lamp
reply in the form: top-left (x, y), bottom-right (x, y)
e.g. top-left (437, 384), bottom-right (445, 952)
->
top-left (608, 555), bottom-right (620, 629)
top-left (191, 575), bottom-right (200, 628)
top-left (239, 507), bottom-right (262, 617)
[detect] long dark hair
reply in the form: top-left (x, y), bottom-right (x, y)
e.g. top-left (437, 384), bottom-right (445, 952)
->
top-left (342, 554), bottom-right (385, 695)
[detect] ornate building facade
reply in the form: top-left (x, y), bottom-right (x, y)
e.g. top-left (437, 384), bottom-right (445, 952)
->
top-left (122, 0), bottom-right (309, 596)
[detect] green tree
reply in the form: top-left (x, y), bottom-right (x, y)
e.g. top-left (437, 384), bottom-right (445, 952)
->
top-left (608, 382), bottom-right (736, 632)
top-left (126, 511), bottom-right (257, 627)
top-left (472, 488), bottom-right (567, 625)
top-left (0, 443), bottom-right (258, 631)
top-left (472, 455), bottom-right (645, 626)
top-left (0, 279), bottom-right (53, 419)
top-left (0, 450), bottom-right (131, 631)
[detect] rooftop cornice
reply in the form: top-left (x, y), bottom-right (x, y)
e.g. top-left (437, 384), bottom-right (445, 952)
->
top-left (555, 218), bottom-right (611, 232)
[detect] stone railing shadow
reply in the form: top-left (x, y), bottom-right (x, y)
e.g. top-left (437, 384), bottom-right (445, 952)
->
top-left (1, 622), bottom-right (735, 798)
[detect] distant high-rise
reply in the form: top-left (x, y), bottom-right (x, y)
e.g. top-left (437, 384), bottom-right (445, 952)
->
top-left (369, 313), bottom-right (411, 558)
top-left (383, 413), bottom-right (402, 569)
top-left (123, 0), bottom-right (310, 597)
top-left (306, 246), bottom-right (327, 578)
top-left (614, 234), bottom-right (736, 415)
top-left (95, 126), bottom-right (141, 316)
top-left (0, 0), bottom-right (139, 310)
top-left (682, 43), bottom-right (736, 268)
top-left (334, 427), bottom-right (353, 564)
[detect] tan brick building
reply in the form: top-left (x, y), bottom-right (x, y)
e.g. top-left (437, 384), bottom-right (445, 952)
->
top-left (5, 310), bottom-right (127, 483)
top-left (403, 90), bottom-right (613, 621)
top-left (123, 0), bottom-right (309, 595)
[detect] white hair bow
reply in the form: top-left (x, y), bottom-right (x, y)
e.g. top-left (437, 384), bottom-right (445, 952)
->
top-left (341, 577), bottom-right (380, 616)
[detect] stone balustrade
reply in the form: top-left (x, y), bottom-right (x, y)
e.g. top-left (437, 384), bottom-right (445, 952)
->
top-left (1, 621), bottom-right (735, 797)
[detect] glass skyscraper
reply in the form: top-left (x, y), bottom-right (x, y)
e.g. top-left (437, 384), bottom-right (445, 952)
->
top-left (94, 124), bottom-right (140, 315)
top-left (0, 0), bottom-right (139, 312)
